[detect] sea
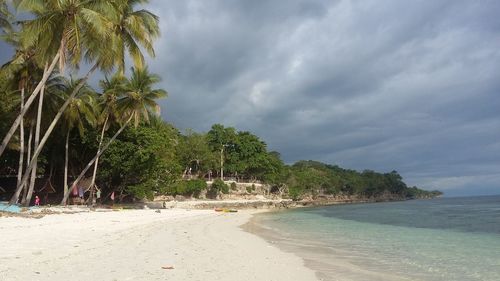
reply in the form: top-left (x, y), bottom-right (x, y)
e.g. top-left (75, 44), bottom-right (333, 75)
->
top-left (246, 196), bottom-right (500, 281)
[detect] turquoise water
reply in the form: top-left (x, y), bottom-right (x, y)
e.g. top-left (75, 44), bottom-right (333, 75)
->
top-left (251, 196), bottom-right (500, 281)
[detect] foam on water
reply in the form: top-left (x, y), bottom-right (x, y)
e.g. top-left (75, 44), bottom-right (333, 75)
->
top-left (249, 196), bottom-right (500, 281)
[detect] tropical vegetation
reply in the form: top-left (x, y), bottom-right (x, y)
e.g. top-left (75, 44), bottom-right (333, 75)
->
top-left (0, 0), bottom-right (441, 206)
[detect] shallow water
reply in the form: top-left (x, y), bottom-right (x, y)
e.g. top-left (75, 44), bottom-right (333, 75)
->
top-left (248, 196), bottom-right (500, 281)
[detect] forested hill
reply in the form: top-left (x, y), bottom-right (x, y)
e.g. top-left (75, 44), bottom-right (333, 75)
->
top-left (285, 160), bottom-right (442, 200)
top-left (0, 1), bottom-right (439, 205)
top-left (0, 117), bottom-right (442, 202)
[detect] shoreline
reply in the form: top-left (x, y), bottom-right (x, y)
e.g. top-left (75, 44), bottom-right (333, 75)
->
top-left (242, 197), bottom-right (500, 281)
top-left (242, 208), bottom-right (414, 281)
top-left (0, 208), bottom-right (318, 281)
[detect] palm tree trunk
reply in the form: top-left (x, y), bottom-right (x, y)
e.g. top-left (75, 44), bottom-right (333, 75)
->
top-left (64, 129), bottom-right (70, 198)
top-left (26, 123), bottom-right (33, 166)
top-left (24, 84), bottom-right (45, 206)
top-left (10, 63), bottom-right (99, 205)
top-left (61, 115), bottom-right (132, 205)
top-left (0, 51), bottom-right (61, 159)
top-left (88, 116), bottom-right (108, 206)
top-left (16, 87), bottom-right (25, 196)
top-left (21, 123), bottom-right (34, 202)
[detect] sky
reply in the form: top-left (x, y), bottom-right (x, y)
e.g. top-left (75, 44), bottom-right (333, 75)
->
top-left (2, 0), bottom-right (500, 196)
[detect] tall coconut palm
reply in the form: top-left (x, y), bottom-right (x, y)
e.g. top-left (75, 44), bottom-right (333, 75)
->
top-left (0, 30), bottom-right (45, 203)
top-left (21, 72), bottom-right (66, 205)
top-left (109, 0), bottom-right (160, 74)
top-left (86, 74), bottom-right (125, 204)
top-left (8, 0), bottom-right (115, 204)
top-left (61, 66), bottom-right (166, 204)
top-left (0, 0), bottom-right (115, 159)
top-left (60, 78), bottom-right (97, 198)
top-left (11, 0), bottom-right (160, 205)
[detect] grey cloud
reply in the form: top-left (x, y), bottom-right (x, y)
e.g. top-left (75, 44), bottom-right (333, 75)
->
top-left (2, 0), bottom-right (499, 196)
top-left (146, 0), bottom-right (500, 196)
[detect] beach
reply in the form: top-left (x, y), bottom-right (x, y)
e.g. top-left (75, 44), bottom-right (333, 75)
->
top-left (0, 208), bottom-right (318, 281)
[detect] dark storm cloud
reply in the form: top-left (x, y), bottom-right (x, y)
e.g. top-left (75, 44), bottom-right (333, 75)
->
top-left (144, 0), bottom-right (500, 196)
top-left (1, 1), bottom-right (499, 195)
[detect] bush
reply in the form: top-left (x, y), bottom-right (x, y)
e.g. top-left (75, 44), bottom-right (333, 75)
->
top-left (174, 181), bottom-right (188, 195)
top-left (186, 179), bottom-right (207, 198)
top-left (230, 182), bottom-right (237, 190)
top-left (246, 184), bottom-right (256, 193)
top-left (127, 184), bottom-right (155, 201)
top-left (211, 179), bottom-right (229, 194)
top-left (288, 186), bottom-right (303, 201)
top-left (170, 179), bottom-right (207, 198)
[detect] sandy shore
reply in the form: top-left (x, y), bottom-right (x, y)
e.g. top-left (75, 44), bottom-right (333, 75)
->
top-left (0, 208), bottom-right (318, 281)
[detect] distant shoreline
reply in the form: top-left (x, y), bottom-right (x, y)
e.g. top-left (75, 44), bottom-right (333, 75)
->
top-left (0, 195), bottom-right (432, 218)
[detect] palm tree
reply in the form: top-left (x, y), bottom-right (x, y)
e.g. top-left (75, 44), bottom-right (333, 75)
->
top-left (61, 67), bottom-right (166, 204)
top-left (7, 0), bottom-right (114, 204)
top-left (0, 0), bottom-right (115, 159)
top-left (86, 74), bottom-right (125, 204)
top-left (60, 78), bottom-right (97, 199)
top-left (0, 0), bottom-right (12, 33)
top-left (11, 0), bottom-right (161, 205)
top-left (0, 30), bottom-right (45, 204)
top-left (109, 0), bottom-right (160, 74)
top-left (22, 73), bottom-right (66, 205)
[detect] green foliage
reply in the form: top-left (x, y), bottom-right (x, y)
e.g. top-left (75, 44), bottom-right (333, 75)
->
top-left (127, 181), bottom-right (155, 201)
top-left (245, 184), bottom-right (256, 194)
top-left (206, 124), bottom-right (286, 182)
top-left (211, 179), bottom-right (229, 194)
top-left (405, 187), bottom-right (443, 199)
top-left (282, 160), bottom-right (434, 200)
top-left (177, 130), bottom-right (217, 177)
top-left (170, 179), bottom-right (207, 198)
top-left (288, 186), bottom-right (303, 201)
top-left (99, 122), bottom-right (181, 200)
top-left (0, 0), bottom-right (12, 33)
top-left (230, 182), bottom-right (237, 190)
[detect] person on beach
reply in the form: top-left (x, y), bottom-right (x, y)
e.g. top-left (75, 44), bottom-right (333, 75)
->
top-left (34, 196), bottom-right (40, 206)
top-left (96, 188), bottom-right (101, 205)
top-left (110, 191), bottom-right (115, 206)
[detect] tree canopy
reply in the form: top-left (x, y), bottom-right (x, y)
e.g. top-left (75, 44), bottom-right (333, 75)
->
top-left (0, 0), bottom-right (440, 205)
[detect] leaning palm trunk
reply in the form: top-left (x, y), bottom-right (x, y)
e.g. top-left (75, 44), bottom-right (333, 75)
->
top-left (26, 123), bottom-right (33, 167)
top-left (87, 116), bottom-right (108, 205)
top-left (10, 64), bottom-right (99, 205)
top-left (0, 51), bottom-right (61, 159)
top-left (61, 115), bottom-right (132, 205)
top-left (16, 88), bottom-right (25, 196)
top-left (22, 123), bottom-right (34, 201)
top-left (64, 129), bottom-right (70, 197)
top-left (24, 85), bottom-right (45, 206)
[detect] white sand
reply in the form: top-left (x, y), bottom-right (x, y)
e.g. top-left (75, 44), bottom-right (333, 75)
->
top-left (0, 209), bottom-right (318, 281)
